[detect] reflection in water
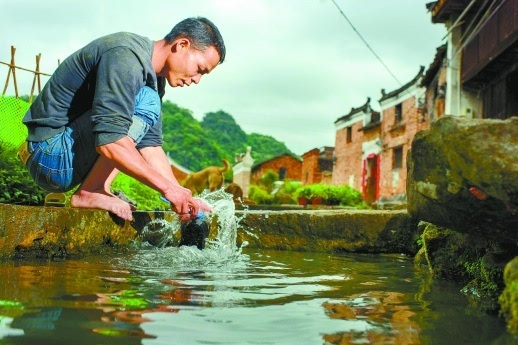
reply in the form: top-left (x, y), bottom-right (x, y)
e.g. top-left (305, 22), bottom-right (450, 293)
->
top-left (323, 291), bottom-right (419, 345)
top-left (0, 250), bottom-right (512, 344)
top-left (0, 191), bottom-right (512, 344)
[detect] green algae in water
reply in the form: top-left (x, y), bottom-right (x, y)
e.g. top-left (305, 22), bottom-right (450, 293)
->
top-left (0, 301), bottom-right (23, 310)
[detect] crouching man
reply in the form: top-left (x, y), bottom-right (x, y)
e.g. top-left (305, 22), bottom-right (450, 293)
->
top-left (19, 17), bottom-right (225, 221)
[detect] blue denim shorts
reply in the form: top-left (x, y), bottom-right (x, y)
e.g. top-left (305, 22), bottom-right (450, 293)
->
top-left (26, 86), bottom-right (160, 192)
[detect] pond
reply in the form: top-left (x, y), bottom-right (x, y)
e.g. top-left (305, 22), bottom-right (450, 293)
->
top-left (0, 247), bottom-right (512, 345)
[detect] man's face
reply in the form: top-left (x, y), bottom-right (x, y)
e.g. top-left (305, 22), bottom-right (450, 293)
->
top-left (161, 40), bottom-right (220, 88)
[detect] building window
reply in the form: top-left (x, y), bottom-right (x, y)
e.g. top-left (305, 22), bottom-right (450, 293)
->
top-left (371, 112), bottom-right (380, 123)
top-left (395, 103), bottom-right (402, 122)
top-left (346, 126), bottom-right (352, 143)
top-left (279, 167), bottom-right (286, 180)
top-left (393, 146), bottom-right (403, 169)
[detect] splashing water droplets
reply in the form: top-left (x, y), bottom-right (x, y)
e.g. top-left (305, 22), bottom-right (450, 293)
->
top-left (129, 189), bottom-right (248, 269)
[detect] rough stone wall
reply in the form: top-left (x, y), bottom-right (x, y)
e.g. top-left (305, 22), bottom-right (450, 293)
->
top-left (237, 209), bottom-right (418, 254)
top-left (251, 155), bottom-right (301, 184)
top-left (0, 204), bottom-right (179, 259)
top-left (0, 204), bottom-right (418, 259)
top-left (415, 222), bottom-right (512, 312)
top-left (380, 96), bottom-right (428, 198)
top-left (333, 121), bottom-right (363, 190)
top-left (407, 116), bottom-right (517, 242)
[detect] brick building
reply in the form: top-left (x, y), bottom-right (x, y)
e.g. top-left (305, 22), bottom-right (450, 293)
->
top-left (301, 147), bottom-right (334, 185)
top-left (333, 98), bottom-right (381, 202)
top-left (427, 0), bottom-right (518, 119)
top-left (421, 44), bottom-right (447, 121)
top-left (333, 67), bottom-right (428, 204)
top-left (251, 153), bottom-right (302, 184)
top-left (379, 66), bottom-right (427, 200)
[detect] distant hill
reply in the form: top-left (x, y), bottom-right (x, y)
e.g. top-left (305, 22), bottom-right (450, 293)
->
top-left (161, 101), bottom-right (295, 172)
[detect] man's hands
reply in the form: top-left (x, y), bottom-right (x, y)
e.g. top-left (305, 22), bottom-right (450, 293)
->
top-left (99, 142), bottom-right (212, 221)
top-left (163, 185), bottom-right (212, 221)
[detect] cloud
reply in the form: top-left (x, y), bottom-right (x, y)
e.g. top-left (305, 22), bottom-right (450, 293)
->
top-left (0, 0), bottom-right (445, 155)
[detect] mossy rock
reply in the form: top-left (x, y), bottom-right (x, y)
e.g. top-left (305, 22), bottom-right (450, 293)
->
top-left (418, 223), bottom-right (510, 309)
top-left (499, 257), bottom-right (518, 334)
top-left (407, 116), bottom-right (518, 243)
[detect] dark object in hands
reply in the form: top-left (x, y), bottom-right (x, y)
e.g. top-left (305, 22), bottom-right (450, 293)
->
top-left (179, 213), bottom-right (209, 249)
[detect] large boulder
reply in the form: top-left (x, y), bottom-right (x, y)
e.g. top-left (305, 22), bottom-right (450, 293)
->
top-left (407, 116), bottom-right (518, 243)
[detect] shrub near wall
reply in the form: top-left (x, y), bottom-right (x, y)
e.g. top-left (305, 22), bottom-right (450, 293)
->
top-left (0, 144), bottom-right (45, 205)
top-left (295, 184), bottom-right (363, 207)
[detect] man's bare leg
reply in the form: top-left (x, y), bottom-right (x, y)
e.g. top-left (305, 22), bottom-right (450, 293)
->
top-left (71, 155), bottom-right (134, 220)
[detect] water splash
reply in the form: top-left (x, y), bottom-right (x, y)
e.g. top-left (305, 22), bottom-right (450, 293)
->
top-left (139, 218), bottom-right (181, 248)
top-left (125, 188), bottom-right (249, 270)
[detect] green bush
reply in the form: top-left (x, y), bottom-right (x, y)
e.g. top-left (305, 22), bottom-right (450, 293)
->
top-left (260, 170), bottom-right (279, 192)
top-left (309, 184), bottom-right (331, 200)
top-left (294, 184), bottom-right (363, 207)
top-left (248, 184), bottom-right (275, 205)
top-left (328, 185), bottom-right (363, 206)
top-left (294, 185), bottom-right (312, 199)
top-left (275, 180), bottom-right (300, 204)
top-left (282, 180), bottom-right (301, 194)
top-left (243, 178), bottom-right (366, 208)
top-left (0, 144), bottom-right (45, 205)
top-left (110, 174), bottom-right (167, 210)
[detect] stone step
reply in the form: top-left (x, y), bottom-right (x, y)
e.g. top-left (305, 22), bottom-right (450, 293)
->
top-left (0, 203), bottom-right (417, 259)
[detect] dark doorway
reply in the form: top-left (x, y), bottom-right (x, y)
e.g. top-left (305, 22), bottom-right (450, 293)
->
top-left (363, 154), bottom-right (380, 205)
top-left (279, 167), bottom-right (286, 180)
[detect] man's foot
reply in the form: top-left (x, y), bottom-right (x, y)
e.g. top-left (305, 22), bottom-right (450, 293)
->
top-left (71, 189), bottom-right (133, 221)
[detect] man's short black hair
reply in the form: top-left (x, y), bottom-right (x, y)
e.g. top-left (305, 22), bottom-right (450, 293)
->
top-left (165, 17), bottom-right (226, 63)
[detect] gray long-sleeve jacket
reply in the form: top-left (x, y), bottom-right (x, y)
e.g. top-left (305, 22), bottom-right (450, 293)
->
top-left (23, 32), bottom-right (163, 148)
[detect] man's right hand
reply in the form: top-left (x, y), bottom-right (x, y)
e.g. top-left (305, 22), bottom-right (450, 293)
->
top-left (163, 185), bottom-right (211, 221)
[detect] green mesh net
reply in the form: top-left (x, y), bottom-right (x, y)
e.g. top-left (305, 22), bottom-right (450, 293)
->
top-left (0, 96), bottom-right (29, 150)
top-left (0, 95), bottom-right (163, 209)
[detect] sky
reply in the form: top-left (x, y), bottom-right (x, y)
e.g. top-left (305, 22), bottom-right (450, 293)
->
top-left (1, 0), bottom-right (446, 156)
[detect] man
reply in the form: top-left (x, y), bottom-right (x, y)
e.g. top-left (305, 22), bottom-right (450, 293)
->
top-left (20, 17), bottom-right (224, 221)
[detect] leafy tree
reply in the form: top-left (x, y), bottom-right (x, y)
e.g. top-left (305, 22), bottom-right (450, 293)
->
top-left (202, 110), bottom-right (247, 159)
top-left (161, 101), bottom-right (223, 171)
top-left (161, 101), bottom-right (295, 176)
top-left (246, 133), bottom-right (297, 164)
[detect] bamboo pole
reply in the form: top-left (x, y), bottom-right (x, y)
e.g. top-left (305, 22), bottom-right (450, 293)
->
top-left (29, 54), bottom-right (41, 103)
top-left (1, 61), bottom-right (10, 96)
top-left (11, 46), bottom-right (18, 98)
top-left (1, 47), bottom-right (54, 99)
top-left (0, 61), bottom-right (51, 76)
top-left (2, 46), bottom-right (16, 96)
top-left (36, 54), bottom-right (42, 93)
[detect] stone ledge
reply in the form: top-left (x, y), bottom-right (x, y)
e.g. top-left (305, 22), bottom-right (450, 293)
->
top-left (236, 209), bottom-right (418, 254)
top-left (0, 203), bottom-right (177, 259)
top-left (0, 204), bottom-right (418, 259)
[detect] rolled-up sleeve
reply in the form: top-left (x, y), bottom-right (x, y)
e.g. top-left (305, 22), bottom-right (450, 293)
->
top-left (90, 47), bottom-right (144, 146)
top-left (137, 114), bottom-right (163, 149)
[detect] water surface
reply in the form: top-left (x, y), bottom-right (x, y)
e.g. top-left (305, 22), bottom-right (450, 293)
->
top-left (0, 192), bottom-right (513, 344)
top-left (0, 248), bottom-right (513, 345)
